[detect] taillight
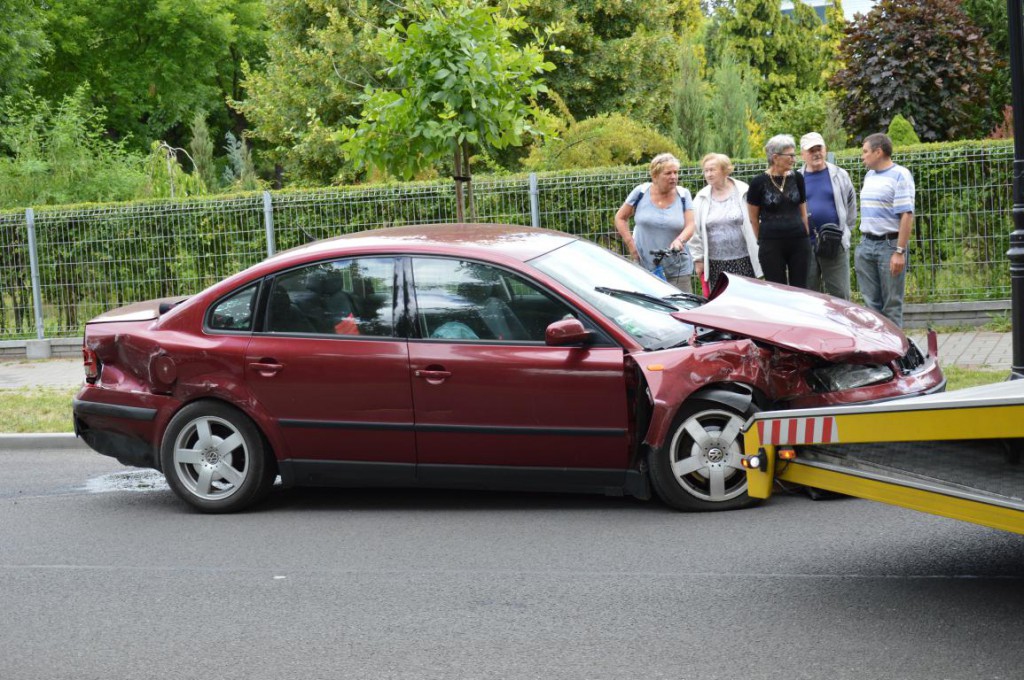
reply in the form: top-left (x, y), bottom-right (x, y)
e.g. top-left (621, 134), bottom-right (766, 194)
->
top-left (83, 348), bottom-right (100, 382)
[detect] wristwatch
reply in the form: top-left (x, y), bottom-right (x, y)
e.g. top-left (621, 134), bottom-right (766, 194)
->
top-left (894, 246), bottom-right (906, 255)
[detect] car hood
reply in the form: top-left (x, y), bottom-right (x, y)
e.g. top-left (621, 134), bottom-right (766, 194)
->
top-left (88, 296), bottom-right (190, 324)
top-left (671, 274), bottom-right (908, 363)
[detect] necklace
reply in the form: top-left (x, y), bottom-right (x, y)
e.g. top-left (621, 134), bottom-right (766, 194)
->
top-left (768, 173), bottom-right (786, 193)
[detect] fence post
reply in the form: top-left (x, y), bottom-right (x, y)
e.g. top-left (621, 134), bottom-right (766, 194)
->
top-left (263, 191), bottom-right (276, 257)
top-left (25, 209), bottom-right (45, 341)
top-left (529, 173), bottom-right (540, 228)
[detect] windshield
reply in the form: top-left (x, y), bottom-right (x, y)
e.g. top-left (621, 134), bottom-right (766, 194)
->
top-left (531, 239), bottom-right (696, 350)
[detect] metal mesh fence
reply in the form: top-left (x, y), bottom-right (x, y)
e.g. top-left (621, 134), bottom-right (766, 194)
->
top-left (0, 142), bottom-right (1014, 341)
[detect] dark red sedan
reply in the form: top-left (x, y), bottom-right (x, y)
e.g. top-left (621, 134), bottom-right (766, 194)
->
top-left (73, 224), bottom-right (944, 513)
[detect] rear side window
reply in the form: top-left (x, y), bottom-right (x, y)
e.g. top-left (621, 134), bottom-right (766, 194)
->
top-left (208, 283), bottom-right (259, 332)
top-left (265, 258), bottom-right (396, 337)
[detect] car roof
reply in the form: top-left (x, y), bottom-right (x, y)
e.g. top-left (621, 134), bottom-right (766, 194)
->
top-left (273, 223), bottom-right (577, 266)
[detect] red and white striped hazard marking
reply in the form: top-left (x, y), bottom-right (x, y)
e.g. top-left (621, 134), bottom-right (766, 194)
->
top-left (756, 416), bottom-right (839, 445)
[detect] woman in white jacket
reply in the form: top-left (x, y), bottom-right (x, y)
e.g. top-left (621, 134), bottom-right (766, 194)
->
top-left (690, 153), bottom-right (762, 294)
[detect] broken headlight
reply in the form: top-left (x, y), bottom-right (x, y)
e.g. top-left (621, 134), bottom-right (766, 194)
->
top-left (809, 363), bottom-right (893, 392)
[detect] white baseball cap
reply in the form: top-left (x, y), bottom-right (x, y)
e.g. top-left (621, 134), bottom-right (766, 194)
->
top-left (800, 132), bottom-right (826, 150)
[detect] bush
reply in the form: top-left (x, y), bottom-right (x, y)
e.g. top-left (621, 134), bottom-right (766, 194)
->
top-left (887, 114), bottom-right (922, 147)
top-left (524, 114), bottom-right (685, 172)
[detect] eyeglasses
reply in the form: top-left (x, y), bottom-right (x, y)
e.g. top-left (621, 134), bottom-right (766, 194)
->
top-left (776, 153), bottom-right (796, 158)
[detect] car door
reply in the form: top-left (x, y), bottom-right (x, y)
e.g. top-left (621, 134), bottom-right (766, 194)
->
top-left (244, 256), bottom-right (416, 482)
top-left (407, 257), bottom-right (630, 488)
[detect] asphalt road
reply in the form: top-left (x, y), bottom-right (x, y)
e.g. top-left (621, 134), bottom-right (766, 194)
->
top-left (2, 448), bottom-right (1022, 680)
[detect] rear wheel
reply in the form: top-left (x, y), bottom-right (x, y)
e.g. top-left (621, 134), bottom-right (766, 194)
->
top-left (160, 401), bottom-right (275, 513)
top-left (649, 399), bottom-right (758, 512)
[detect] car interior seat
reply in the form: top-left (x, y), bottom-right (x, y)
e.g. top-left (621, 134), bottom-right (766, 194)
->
top-left (302, 269), bottom-right (361, 331)
top-left (268, 287), bottom-right (317, 333)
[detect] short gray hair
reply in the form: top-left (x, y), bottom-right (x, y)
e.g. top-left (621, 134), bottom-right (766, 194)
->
top-left (765, 134), bottom-right (796, 164)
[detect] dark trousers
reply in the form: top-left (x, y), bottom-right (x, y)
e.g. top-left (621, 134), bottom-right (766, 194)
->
top-left (758, 235), bottom-right (812, 289)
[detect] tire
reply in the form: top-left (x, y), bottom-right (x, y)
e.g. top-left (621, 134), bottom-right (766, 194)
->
top-left (160, 401), bottom-right (276, 513)
top-left (649, 399), bottom-right (759, 512)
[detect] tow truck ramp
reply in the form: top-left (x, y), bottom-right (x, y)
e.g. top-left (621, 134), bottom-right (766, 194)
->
top-left (743, 381), bottom-right (1024, 535)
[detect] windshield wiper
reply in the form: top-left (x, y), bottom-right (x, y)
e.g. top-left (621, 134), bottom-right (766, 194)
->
top-left (594, 286), bottom-right (678, 311)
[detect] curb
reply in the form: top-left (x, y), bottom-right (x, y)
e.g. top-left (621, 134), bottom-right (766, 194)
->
top-left (0, 433), bottom-right (88, 450)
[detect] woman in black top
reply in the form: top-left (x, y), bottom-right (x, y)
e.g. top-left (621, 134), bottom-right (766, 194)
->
top-left (746, 134), bottom-right (811, 288)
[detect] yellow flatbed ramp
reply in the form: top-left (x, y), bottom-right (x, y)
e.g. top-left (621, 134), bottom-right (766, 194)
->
top-left (743, 381), bottom-right (1024, 535)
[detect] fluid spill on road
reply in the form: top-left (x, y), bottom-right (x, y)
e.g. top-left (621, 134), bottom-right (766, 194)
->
top-left (84, 469), bottom-right (169, 493)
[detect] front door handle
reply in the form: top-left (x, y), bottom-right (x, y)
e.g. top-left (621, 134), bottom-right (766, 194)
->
top-left (415, 369), bottom-right (452, 384)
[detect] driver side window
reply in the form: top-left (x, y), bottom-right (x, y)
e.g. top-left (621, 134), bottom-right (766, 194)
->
top-left (411, 258), bottom-right (571, 342)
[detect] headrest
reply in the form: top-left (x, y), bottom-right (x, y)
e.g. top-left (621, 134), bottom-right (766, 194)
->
top-left (306, 269), bottom-right (345, 295)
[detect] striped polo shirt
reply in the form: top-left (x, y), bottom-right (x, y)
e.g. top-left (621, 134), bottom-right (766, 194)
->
top-left (860, 163), bottom-right (915, 236)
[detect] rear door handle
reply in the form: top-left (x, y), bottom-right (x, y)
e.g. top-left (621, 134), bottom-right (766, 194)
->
top-left (249, 361), bottom-right (284, 377)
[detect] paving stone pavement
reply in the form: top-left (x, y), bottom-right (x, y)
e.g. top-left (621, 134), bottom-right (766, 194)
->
top-left (0, 331), bottom-right (1015, 392)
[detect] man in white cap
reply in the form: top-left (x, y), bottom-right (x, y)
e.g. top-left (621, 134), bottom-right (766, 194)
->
top-left (797, 131), bottom-right (856, 299)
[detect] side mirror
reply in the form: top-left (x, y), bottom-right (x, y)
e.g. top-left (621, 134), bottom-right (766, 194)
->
top-left (545, 318), bottom-right (591, 346)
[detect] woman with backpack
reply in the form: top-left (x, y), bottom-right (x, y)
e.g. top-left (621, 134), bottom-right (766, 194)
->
top-left (614, 153), bottom-right (697, 293)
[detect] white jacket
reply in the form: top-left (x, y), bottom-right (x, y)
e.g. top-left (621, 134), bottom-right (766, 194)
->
top-left (690, 178), bottom-right (763, 278)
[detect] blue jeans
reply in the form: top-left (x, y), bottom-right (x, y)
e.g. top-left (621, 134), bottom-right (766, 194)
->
top-left (855, 237), bottom-right (906, 327)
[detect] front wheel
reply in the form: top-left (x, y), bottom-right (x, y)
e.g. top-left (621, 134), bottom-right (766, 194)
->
top-left (649, 399), bottom-right (759, 512)
top-left (160, 401), bottom-right (275, 513)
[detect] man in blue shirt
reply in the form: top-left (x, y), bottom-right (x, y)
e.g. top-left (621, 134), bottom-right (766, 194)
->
top-left (855, 133), bottom-right (915, 327)
top-left (799, 132), bottom-right (857, 299)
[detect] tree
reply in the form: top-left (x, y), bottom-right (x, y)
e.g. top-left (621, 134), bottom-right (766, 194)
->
top-left (189, 113), bottom-right (219, 193)
top-left (831, 0), bottom-right (997, 142)
top-left (36, 0), bottom-right (267, 150)
top-left (342, 0), bottom-right (562, 220)
top-left (670, 38), bottom-right (712, 161)
top-left (0, 0), bottom-right (51, 98)
top-left (707, 52), bottom-right (758, 160)
top-left (0, 87), bottom-right (146, 209)
top-left (962, 0), bottom-right (1011, 134)
top-left (711, 0), bottom-right (833, 112)
top-left (235, 0), bottom-right (395, 186)
top-left (761, 89), bottom-right (847, 149)
top-left (887, 114), bottom-right (921, 147)
top-left (519, 0), bottom-right (702, 130)
top-left (523, 114), bottom-right (684, 171)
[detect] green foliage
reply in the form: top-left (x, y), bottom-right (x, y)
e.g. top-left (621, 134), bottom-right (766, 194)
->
top-left (222, 132), bottom-right (263, 191)
top-left (887, 114), bottom-right (921, 147)
top-left (523, 114), bottom-right (684, 171)
top-left (761, 90), bottom-right (848, 150)
top-left (831, 0), bottom-right (997, 142)
top-left (235, 0), bottom-right (395, 186)
top-left (670, 38), bottom-right (712, 161)
top-left (140, 142), bottom-right (208, 199)
top-left (36, 0), bottom-right (267, 150)
top-left (961, 0), bottom-right (1010, 134)
top-left (707, 52), bottom-right (758, 159)
top-left (342, 0), bottom-right (562, 183)
top-left (189, 113), bottom-right (219, 193)
top-left (712, 0), bottom-right (833, 111)
top-left (0, 87), bottom-right (146, 209)
top-left (521, 0), bottom-right (702, 130)
top-left (0, 0), bottom-right (51, 96)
